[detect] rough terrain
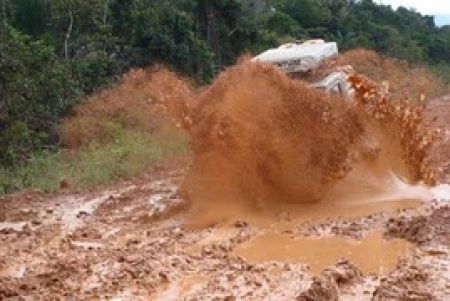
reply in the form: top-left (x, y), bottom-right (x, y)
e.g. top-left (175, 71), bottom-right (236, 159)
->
top-left (0, 96), bottom-right (449, 300)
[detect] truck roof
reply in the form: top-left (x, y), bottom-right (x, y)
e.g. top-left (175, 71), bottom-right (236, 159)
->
top-left (253, 40), bottom-right (338, 73)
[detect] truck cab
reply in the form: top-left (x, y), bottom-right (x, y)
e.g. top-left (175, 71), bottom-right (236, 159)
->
top-left (252, 40), bottom-right (353, 98)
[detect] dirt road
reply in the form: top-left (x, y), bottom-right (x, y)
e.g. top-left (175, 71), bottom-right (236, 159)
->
top-left (0, 96), bottom-right (449, 300)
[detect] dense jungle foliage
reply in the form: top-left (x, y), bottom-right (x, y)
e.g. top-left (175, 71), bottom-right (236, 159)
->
top-left (1, 0), bottom-right (449, 170)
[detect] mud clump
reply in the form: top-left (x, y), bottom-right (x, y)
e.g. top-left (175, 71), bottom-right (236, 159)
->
top-left (297, 260), bottom-right (362, 301)
top-left (385, 205), bottom-right (450, 246)
top-left (373, 264), bottom-right (435, 301)
top-left (177, 61), bottom-right (438, 223)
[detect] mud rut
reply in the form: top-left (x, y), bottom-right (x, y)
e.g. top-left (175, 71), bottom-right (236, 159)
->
top-left (0, 97), bottom-right (449, 300)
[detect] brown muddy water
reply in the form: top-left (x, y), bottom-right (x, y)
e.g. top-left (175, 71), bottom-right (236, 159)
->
top-left (234, 231), bottom-right (414, 275)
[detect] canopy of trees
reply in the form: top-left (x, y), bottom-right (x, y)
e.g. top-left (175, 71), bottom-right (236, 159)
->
top-left (1, 0), bottom-right (449, 166)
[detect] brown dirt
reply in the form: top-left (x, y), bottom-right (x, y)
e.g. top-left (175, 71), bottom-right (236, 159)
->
top-left (386, 205), bottom-right (450, 246)
top-left (297, 260), bottom-right (362, 301)
top-left (372, 263), bottom-right (436, 301)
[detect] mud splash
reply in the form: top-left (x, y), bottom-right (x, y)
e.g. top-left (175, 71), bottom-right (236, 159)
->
top-left (234, 231), bottom-right (414, 275)
top-left (176, 61), bottom-right (439, 225)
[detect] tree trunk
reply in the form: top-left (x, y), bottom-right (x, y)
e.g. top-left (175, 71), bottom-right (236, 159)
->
top-left (64, 9), bottom-right (73, 59)
top-left (103, 0), bottom-right (110, 26)
top-left (202, 2), bottom-right (220, 63)
top-left (1, 0), bottom-right (7, 41)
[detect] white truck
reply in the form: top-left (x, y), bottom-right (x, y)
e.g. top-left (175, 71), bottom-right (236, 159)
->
top-left (252, 39), bottom-right (353, 97)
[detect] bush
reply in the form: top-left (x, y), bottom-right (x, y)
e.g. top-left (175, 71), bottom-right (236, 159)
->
top-left (432, 63), bottom-right (450, 85)
top-left (0, 65), bottom-right (193, 194)
top-left (0, 27), bottom-right (82, 165)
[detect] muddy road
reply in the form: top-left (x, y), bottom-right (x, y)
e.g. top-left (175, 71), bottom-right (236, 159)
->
top-left (0, 96), bottom-right (449, 300)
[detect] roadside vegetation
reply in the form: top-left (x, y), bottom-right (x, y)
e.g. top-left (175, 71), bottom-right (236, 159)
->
top-left (0, 68), bottom-right (190, 194)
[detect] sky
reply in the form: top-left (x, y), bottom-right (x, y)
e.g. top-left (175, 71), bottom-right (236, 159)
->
top-left (380, 0), bottom-right (450, 26)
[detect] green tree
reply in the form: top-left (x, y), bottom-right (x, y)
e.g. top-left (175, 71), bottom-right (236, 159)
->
top-left (122, 0), bottom-right (214, 82)
top-left (0, 26), bottom-right (81, 165)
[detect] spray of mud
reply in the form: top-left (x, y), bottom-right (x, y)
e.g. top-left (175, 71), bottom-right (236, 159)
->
top-left (162, 61), bottom-right (440, 225)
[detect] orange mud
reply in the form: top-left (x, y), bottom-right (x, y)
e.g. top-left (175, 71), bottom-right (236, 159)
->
top-left (169, 61), bottom-right (439, 226)
top-left (59, 66), bottom-right (193, 148)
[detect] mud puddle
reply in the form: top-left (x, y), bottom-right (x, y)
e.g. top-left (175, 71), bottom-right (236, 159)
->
top-left (234, 231), bottom-right (414, 275)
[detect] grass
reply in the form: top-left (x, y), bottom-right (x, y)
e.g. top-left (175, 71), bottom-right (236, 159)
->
top-left (0, 127), bottom-right (189, 194)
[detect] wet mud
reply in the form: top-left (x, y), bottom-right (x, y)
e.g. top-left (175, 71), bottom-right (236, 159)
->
top-left (298, 260), bottom-right (362, 301)
top-left (0, 163), bottom-right (448, 300)
top-left (386, 205), bottom-right (450, 246)
top-left (0, 70), bottom-right (449, 299)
